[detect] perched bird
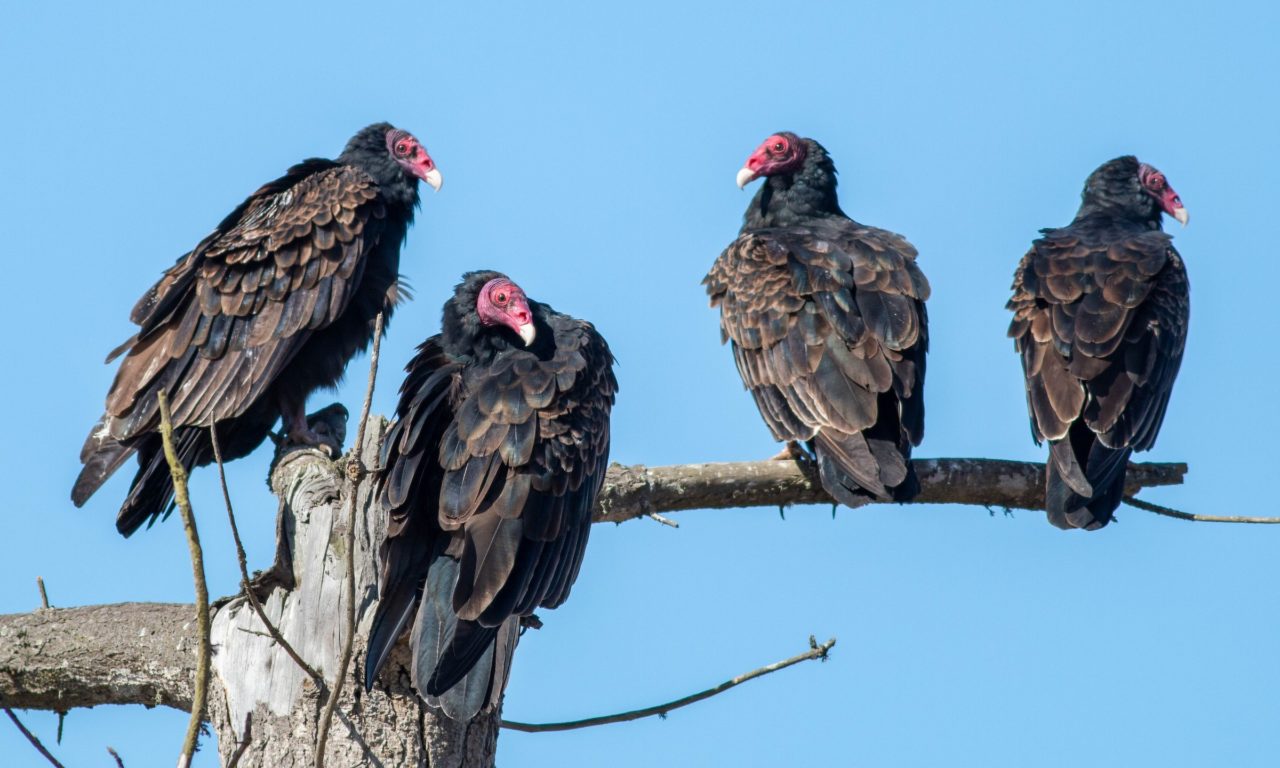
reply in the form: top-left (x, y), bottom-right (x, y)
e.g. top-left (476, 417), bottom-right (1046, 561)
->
top-left (1007, 156), bottom-right (1190, 530)
top-left (364, 271), bottom-right (617, 720)
top-left (705, 133), bottom-right (930, 506)
top-left (72, 122), bottom-right (441, 536)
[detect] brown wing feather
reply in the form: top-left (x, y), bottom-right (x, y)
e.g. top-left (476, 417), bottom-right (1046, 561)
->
top-left (1007, 229), bottom-right (1188, 450)
top-left (377, 317), bottom-right (616, 641)
top-left (451, 317), bottom-right (616, 622)
top-left (705, 221), bottom-right (929, 499)
top-left (98, 163), bottom-right (384, 442)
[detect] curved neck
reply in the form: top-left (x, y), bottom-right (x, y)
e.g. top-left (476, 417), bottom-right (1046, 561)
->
top-left (1073, 198), bottom-right (1163, 231)
top-left (742, 142), bottom-right (845, 230)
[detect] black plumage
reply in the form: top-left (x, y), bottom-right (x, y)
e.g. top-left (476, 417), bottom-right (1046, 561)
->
top-left (705, 133), bottom-right (929, 506)
top-left (364, 271), bottom-right (616, 720)
top-left (72, 122), bottom-right (441, 536)
top-left (1007, 156), bottom-right (1190, 530)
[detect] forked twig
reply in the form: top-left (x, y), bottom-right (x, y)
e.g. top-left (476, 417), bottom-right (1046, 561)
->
top-left (1123, 495), bottom-right (1280, 524)
top-left (502, 636), bottom-right (837, 732)
top-left (210, 423), bottom-right (324, 685)
top-left (156, 391), bottom-right (210, 768)
top-left (315, 311), bottom-right (384, 767)
top-left (226, 713), bottom-right (253, 768)
top-left (4, 709), bottom-right (66, 767)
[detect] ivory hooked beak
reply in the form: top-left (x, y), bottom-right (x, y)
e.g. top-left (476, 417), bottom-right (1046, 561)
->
top-left (736, 167), bottom-right (758, 190)
top-left (1173, 206), bottom-right (1189, 227)
top-left (424, 168), bottom-right (443, 192)
top-left (517, 322), bottom-right (536, 346)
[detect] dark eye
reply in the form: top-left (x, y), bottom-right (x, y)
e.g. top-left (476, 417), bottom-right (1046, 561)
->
top-left (494, 291), bottom-right (509, 306)
top-left (394, 142), bottom-right (410, 157)
top-left (1147, 172), bottom-right (1165, 189)
top-left (772, 141), bottom-right (786, 153)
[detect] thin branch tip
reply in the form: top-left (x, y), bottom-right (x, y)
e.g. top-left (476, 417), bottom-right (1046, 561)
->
top-left (1122, 495), bottom-right (1280, 524)
top-left (501, 633), bottom-right (837, 733)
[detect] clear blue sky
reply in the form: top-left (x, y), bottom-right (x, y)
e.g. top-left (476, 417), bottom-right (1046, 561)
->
top-left (2, 1), bottom-right (1278, 766)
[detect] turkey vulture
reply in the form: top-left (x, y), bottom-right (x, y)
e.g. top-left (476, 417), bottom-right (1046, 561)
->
top-left (1007, 156), bottom-right (1190, 530)
top-left (705, 133), bottom-right (930, 506)
top-left (72, 122), bottom-right (441, 536)
top-left (364, 271), bottom-right (617, 720)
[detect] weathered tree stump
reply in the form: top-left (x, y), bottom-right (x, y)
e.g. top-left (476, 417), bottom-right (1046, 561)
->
top-left (208, 416), bottom-right (501, 768)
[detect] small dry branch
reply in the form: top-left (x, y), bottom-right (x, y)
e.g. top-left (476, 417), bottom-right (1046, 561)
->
top-left (502, 636), bottom-right (836, 733)
top-left (4, 708), bottom-right (66, 768)
top-left (210, 423), bottom-right (324, 684)
top-left (1122, 495), bottom-right (1280, 524)
top-left (314, 311), bottom-right (385, 768)
top-left (156, 391), bottom-right (210, 768)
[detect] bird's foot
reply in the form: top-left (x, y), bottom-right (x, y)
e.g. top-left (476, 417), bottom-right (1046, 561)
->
top-left (246, 562), bottom-right (296, 600)
top-left (769, 441), bottom-right (811, 465)
top-left (284, 424), bottom-right (340, 458)
top-left (210, 566), bottom-right (296, 611)
top-left (281, 403), bottom-right (348, 458)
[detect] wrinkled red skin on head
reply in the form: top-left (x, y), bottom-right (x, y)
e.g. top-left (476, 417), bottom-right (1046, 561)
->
top-left (742, 133), bottom-right (807, 181)
top-left (385, 129), bottom-right (437, 182)
top-left (1138, 163), bottom-right (1185, 218)
top-left (476, 278), bottom-right (533, 337)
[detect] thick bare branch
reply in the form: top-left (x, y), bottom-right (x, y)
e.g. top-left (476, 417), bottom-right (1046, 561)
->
top-left (594, 458), bottom-right (1187, 524)
top-left (0, 603), bottom-right (198, 711)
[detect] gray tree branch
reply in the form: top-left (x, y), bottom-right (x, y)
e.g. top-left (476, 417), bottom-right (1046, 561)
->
top-left (594, 457), bottom-right (1187, 523)
top-left (1, 445), bottom-right (1199, 768)
top-left (0, 602), bottom-right (199, 712)
top-left (0, 455), bottom-right (1188, 725)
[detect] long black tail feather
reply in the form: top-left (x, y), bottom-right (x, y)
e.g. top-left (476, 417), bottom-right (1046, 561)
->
top-left (71, 426), bottom-right (135, 508)
top-left (424, 620), bottom-right (499, 699)
top-left (115, 428), bottom-right (204, 537)
top-left (811, 429), bottom-right (918, 507)
top-left (364, 536), bottom-right (437, 692)
top-left (408, 555), bottom-right (503, 720)
top-left (1046, 425), bottom-right (1131, 531)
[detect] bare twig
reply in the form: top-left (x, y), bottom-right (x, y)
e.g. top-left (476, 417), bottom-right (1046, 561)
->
top-left (210, 423), bottom-right (324, 684)
top-left (107, 746), bottom-right (125, 767)
top-left (315, 311), bottom-right (385, 768)
top-left (502, 635), bottom-right (837, 733)
top-left (36, 577), bottom-right (49, 610)
top-left (1123, 495), bottom-right (1280, 524)
top-left (156, 391), bottom-right (210, 768)
top-left (645, 512), bottom-right (680, 528)
top-left (226, 713), bottom-right (252, 768)
top-left (4, 708), bottom-right (66, 768)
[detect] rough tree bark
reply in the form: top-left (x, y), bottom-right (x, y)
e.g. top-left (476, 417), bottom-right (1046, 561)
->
top-left (0, 410), bottom-right (1187, 767)
top-left (203, 418), bottom-right (500, 767)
